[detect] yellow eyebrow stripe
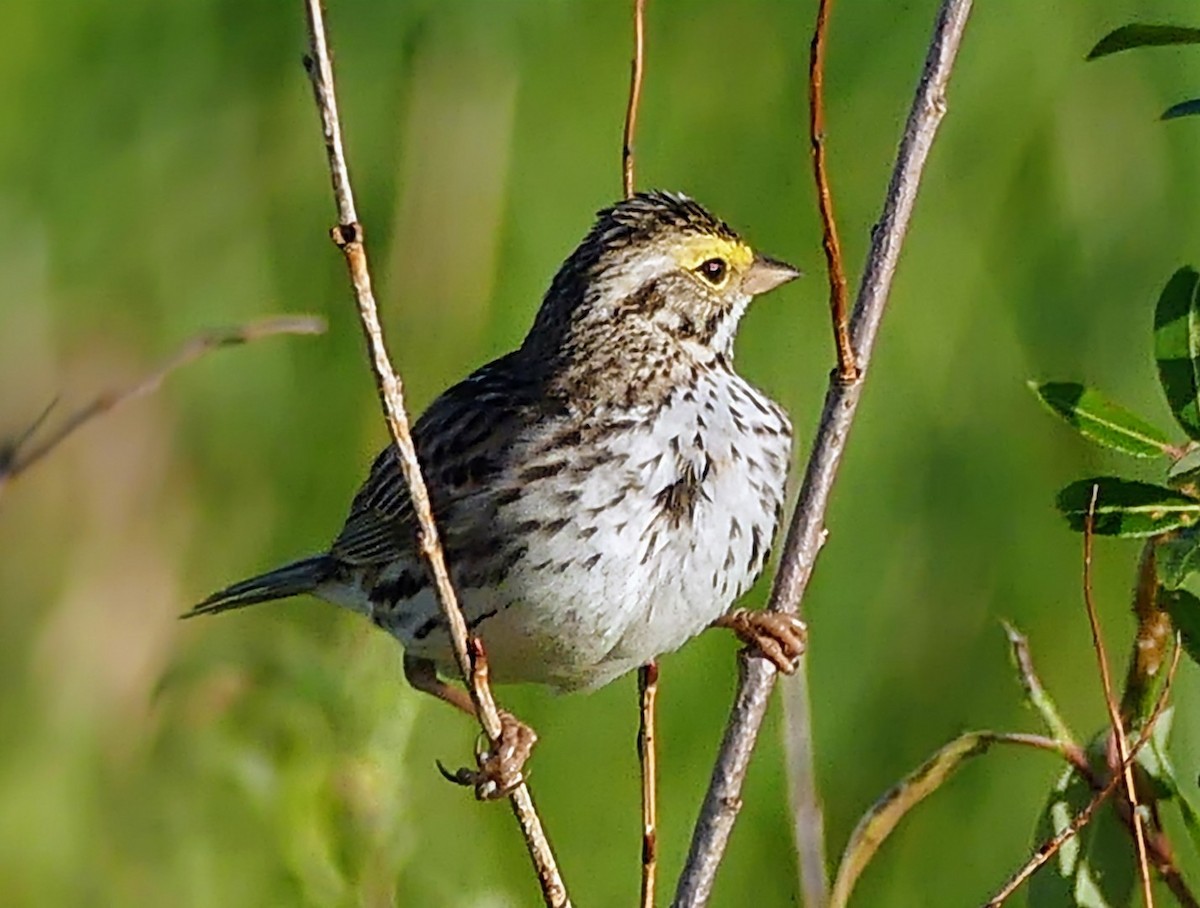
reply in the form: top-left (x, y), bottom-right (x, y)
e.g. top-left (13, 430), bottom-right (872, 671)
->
top-left (673, 236), bottom-right (754, 272)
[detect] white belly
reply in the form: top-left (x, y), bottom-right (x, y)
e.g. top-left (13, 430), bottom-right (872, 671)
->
top-left (406, 371), bottom-right (791, 691)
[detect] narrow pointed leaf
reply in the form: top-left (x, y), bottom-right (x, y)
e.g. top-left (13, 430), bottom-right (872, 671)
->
top-left (1155, 266), bottom-right (1200, 439)
top-left (830, 732), bottom-right (1056, 908)
top-left (1088, 24), bottom-right (1200, 60)
top-left (1161, 587), bottom-right (1200, 665)
top-left (1029, 381), bottom-right (1173, 457)
top-left (1163, 98), bottom-right (1200, 121)
top-left (1056, 478), bottom-right (1200, 536)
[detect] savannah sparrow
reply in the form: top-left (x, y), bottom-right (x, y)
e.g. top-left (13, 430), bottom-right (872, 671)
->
top-left (189, 191), bottom-right (804, 791)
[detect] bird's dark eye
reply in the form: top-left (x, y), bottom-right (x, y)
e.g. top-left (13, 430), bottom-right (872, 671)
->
top-left (697, 257), bottom-right (727, 284)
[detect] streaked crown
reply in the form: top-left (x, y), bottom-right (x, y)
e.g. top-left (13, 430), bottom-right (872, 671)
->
top-left (525, 190), bottom-right (799, 363)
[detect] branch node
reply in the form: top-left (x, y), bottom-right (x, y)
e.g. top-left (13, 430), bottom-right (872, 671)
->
top-left (468, 635), bottom-right (489, 680)
top-left (331, 222), bottom-right (362, 247)
top-left (642, 830), bottom-right (658, 864)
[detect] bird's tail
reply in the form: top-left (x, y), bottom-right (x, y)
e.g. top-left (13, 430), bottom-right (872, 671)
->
top-left (184, 555), bottom-right (337, 618)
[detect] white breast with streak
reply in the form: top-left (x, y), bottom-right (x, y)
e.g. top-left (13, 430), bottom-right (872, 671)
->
top-left (469, 367), bottom-right (791, 691)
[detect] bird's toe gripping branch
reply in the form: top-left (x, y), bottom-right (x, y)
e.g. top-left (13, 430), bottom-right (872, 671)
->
top-left (714, 609), bottom-right (808, 673)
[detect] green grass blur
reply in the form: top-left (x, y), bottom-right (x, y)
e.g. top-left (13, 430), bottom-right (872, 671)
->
top-left (3, 1), bottom-right (1200, 905)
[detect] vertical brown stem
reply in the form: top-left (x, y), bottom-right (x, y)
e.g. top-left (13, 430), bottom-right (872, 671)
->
top-left (622, 0), bottom-right (647, 199)
top-left (809, 0), bottom-right (855, 382)
top-left (622, 2), bottom-right (657, 904)
top-left (1082, 487), bottom-right (1153, 907)
top-left (639, 662), bottom-right (660, 908)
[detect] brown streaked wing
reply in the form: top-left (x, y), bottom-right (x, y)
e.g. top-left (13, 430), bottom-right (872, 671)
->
top-left (330, 445), bottom-right (416, 567)
top-left (329, 352), bottom-right (545, 570)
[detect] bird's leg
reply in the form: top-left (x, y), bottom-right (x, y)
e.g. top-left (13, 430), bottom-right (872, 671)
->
top-left (712, 609), bottom-right (807, 674)
top-left (404, 652), bottom-right (476, 713)
top-left (404, 653), bottom-right (537, 800)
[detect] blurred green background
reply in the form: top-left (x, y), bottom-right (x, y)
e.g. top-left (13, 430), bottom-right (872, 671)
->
top-left (3, 0), bottom-right (1200, 905)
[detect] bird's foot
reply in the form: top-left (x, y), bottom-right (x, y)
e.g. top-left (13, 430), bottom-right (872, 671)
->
top-left (714, 609), bottom-right (807, 673)
top-left (438, 710), bottom-right (538, 801)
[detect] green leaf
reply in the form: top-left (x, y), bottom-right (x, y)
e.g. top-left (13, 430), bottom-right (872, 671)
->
top-left (1131, 707), bottom-right (1200, 854)
top-left (1088, 24), bottom-right (1200, 60)
top-left (1029, 382), bottom-right (1173, 457)
top-left (1056, 478), bottom-right (1200, 536)
top-left (1161, 587), bottom-right (1200, 665)
top-left (1132, 707), bottom-right (1177, 801)
top-left (1176, 786), bottom-right (1200, 858)
top-left (1163, 98), bottom-right (1200, 121)
top-left (1155, 266), bottom-right (1200, 440)
top-left (1029, 763), bottom-right (1135, 908)
top-left (830, 732), bottom-right (1053, 908)
top-left (1177, 791), bottom-right (1200, 858)
top-left (1155, 528), bottom-right (1200, 589)
top-left (1168, 446), bottom-right (1200, 485)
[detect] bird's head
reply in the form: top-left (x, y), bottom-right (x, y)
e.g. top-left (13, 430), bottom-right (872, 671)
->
top-left (528, 191), bottom-right (800, 363)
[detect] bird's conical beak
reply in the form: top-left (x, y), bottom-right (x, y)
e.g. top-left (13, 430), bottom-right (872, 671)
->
top-left (743, 255), bottom-right (802, 296)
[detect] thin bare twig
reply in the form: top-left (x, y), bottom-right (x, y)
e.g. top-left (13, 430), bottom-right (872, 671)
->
top-left (623, 0), bottom-right (647, 199)
top-left (674, 2), bottom-right (975, 905)
top-left (622, 3), bottom-right (658, 905)
top-left (787, 6), bottom-right (850, 895)
top-left (300, 4), bottom-right (569, 906)
top-left (1083, 486), bottom-right (1153, 907)
top-left (809, 0), bottom-right (855, 383)
top-left (0, 315), bottom-right (326, 502)
top-left (638, 662), bottom-right (660, 908)
top-left (1002, 620), bottom-right (1079, 749)
top-left (995, 733), bottom-right (1095, 777)
top-left (984, 637), bottom-right (1182, 907)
